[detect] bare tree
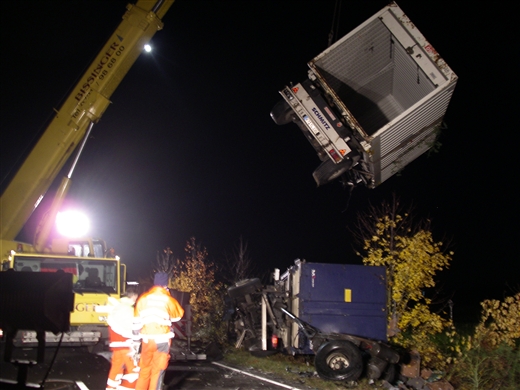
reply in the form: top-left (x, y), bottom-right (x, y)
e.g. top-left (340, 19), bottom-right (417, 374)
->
top-left (153, 247), bottom-right (176, 275)
top-left (351, 193), bottom-right (422, 248)
top-left (221, 236), bottom-right (256, 285)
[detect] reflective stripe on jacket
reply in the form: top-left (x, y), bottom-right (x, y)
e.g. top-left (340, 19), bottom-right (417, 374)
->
top-left (134, 286), bottom-right (184, 340)
top-left (107, 296), bottom-right (135, 350)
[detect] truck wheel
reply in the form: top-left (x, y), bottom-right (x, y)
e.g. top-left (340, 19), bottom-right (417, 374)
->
top-left (381, 363), bottom-right (399, 384)
top-left (314, 340), bottom-right (363, 381)
top-left (312, 159), bottom-right (352, 186)
top-left (228, 278), bottom-right (262, 299)
top-left (270, 100), bottom-right (295, 125)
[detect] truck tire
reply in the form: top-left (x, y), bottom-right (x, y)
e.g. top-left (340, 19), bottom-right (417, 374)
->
top-left (228, 278), bottom-right (262, 299)
top-left (314, 340), bottom-right (363, 381)
top-left (270, 100), bottom-right (295, 125)
top-left (366, 356), bottom-right (389, 380)
top-left (312, 159), bottom-right (352, 186)
top-left (381, 363), bottom-right (399, 384)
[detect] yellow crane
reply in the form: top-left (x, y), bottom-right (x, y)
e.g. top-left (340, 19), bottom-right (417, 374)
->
top-left (0, 0), bottom-right (174, 350)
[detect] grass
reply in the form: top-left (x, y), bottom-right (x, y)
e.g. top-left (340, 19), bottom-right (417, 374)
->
top-left (219, 321), bottom-right (520, 389)
top-left (221, 345), bottom-right (380, 390)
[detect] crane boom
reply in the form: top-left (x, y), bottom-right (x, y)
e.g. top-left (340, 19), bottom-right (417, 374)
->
top-left (1, 0), bottom-right (174, 246)
top-left (0, 0), bottom-right (174, 352)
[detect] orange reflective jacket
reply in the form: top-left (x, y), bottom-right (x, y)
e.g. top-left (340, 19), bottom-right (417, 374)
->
top-left (134, 286), bottom-right (184, 341)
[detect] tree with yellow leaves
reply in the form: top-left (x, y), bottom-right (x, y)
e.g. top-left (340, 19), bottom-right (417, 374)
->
top-left (355, 197), bottom-right (454, 366)
top-left (446, 292), bottom-right (520, 389)
top-left (474, 292), bottom-right (520, 348)
top-left (170, 237), bottom-right (226, 343)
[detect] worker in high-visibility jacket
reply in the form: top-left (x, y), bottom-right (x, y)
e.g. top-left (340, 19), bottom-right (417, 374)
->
top-left (106, 287), bottom-right (139, 390)
top-left (133, 273), bottom-right (184, 390)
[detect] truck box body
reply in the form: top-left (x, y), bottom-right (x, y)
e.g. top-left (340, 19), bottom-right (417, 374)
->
top-left (281, 262), bottom-right (387, 341)
top-left (278, 2), bottom-right (457, 186)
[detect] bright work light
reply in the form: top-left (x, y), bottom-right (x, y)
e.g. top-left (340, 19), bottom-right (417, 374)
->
top-left (56, 210), bottom-right (90, 238)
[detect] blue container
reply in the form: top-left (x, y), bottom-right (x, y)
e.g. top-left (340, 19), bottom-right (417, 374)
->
top-left (295, 262), bottom-right (387, 341)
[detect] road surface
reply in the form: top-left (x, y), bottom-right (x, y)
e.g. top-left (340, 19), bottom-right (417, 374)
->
top-left (0, 343), bottom-right (314, 389)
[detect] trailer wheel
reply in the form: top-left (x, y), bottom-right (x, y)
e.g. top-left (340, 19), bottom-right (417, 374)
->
top-left (314, 340), bottom-right (363, 381)
top-left (270, 99), bottom-right (295, 125)
top-left (381, 363), bottom-right (399, 384)
top-left (228, 278), bottom-right (262, 299)
top-left (312, 159), bottom-right (352, 186)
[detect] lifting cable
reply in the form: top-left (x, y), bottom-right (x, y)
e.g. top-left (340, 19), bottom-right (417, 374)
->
top-left (328, 0), bottom-right (342, 47)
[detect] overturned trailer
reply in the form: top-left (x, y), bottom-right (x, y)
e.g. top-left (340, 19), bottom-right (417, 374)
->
top-left (271, 2), bottom-right (458, 187)
top-left (228, 260), bottom-right (433, 386)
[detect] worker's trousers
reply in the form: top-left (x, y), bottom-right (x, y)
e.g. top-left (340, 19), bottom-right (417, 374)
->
top-left (135, 339), bottom-right (171, 390)
top-left (106, 348), bottom-right (139, 390)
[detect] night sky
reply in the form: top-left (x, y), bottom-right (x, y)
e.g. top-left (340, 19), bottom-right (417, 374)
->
top-left (1, 1), bottom-right (518, 322)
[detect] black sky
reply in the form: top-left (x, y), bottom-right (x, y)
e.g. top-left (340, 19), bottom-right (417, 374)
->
top-left (1, 1), bottom-right (519, 321)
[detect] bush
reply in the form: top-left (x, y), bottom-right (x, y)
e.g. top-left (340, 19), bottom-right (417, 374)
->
top-left (445, 293), bottom-right (520, 389)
